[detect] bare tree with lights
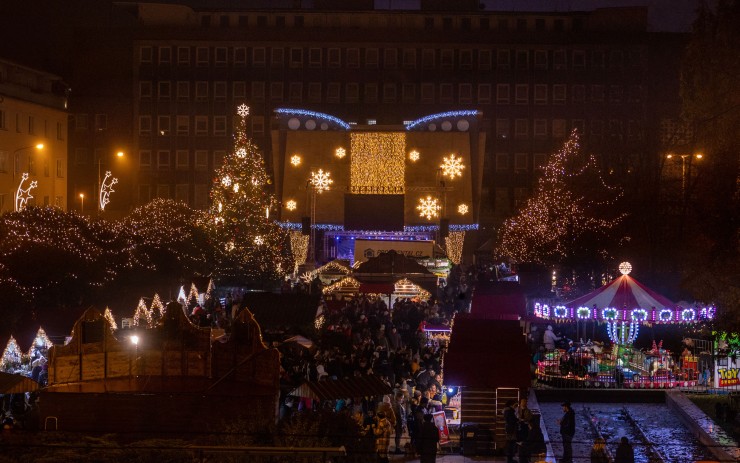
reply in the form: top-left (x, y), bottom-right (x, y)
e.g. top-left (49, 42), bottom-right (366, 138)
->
top-left (496, 130), bottom-right (626, 274)
top-left (206, 105), bottom-right (293, 287)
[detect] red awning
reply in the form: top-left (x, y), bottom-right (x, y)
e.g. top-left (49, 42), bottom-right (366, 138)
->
top-left (359, 283), bottom-right (395, 294)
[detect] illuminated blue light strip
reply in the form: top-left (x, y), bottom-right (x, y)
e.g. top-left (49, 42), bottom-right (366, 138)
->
top-left (405, 110), bottom-right (480, 130)
top-left (404, 224), bottom-right (479, 232)
top-left (278, 222), bottom-right (345, 231)
top-left (274, 108), bottom-right (351, 130)
top-left (279, 222), bottom-right (479, 232)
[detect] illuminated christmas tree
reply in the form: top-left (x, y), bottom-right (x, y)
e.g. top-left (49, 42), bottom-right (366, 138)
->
top-left (496, 130), bottom-right (625, 267)
top-left (206, 105), bottom-right (293, 286)
top-left (2, 336), bottom-right (22, 369)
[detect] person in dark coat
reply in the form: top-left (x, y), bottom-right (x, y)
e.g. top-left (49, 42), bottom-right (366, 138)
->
top-left (503, 399), bottom-right (518, 463)
top-left (557, 401), bottom-right (576, 463)
top-left (614, 436), bottom-right (635, 463)
top-left (418, 413), bottom-right (440, 463)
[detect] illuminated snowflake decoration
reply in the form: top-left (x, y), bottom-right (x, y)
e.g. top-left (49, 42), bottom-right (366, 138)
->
top-left (409, 150), bottom-right (420, 162)
top-left (335, 147), bottom-right (346, 159)
top-left (286, 200), bottom-right (297, 211)
top-left (291, 155), bottom-right (301, 166)
top-left (237, 104), bottom-right (250, 117)
top-left (310, 169), bottom-right (333, 193)
top-left (458, 204), bottom-right (469, 215)
top-left (300, 271), bottom-right (315, 284)
top-left (221, 175), bottom-right (232, 187)
top-left (441, 154), bottom-right (465, 179)
top-left (226, 241), bottom-right (235, 251)
top-left (417, 196), bottom-right (441, 220)
top-left (236, 148), bottom-right (247, 158)
top-left (254, 236), bottom-right (264, 245)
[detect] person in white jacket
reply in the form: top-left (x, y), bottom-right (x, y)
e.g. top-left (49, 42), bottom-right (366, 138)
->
top-left (543, 325), bottom-right (561, 350)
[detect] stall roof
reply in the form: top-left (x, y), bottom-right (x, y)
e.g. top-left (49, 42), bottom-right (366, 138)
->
top-left (359, 283), bottom-right (395, 294)
top-left (0, 372), bottom-right (39, 394)
top-left (289, 375), bottom-right (392, 401)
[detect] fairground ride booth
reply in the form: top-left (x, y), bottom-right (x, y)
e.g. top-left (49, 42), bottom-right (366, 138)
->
top-left (441, 280), bottom-right (531, 455)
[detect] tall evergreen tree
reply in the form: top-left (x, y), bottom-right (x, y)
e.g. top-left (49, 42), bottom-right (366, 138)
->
top-left (206, 105), bottom-right (293, 286)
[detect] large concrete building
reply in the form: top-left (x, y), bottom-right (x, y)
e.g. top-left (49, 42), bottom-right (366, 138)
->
top-left (0, 59), bottom-right (69, 213)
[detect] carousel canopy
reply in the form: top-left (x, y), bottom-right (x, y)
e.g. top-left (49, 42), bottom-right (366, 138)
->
top-left (566, 274), bottom-right (674, 310)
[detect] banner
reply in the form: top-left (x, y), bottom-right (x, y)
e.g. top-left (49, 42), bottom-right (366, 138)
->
top-left (432, 410), bottom-right (450, 445)
top-left (353, 239), bottom-right (434, 264)
top-left (717, 367), bottom-right (739, 387)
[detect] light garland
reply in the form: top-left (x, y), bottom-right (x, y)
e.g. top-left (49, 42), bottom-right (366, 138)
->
top-left (405, 110), bottom-right (479, 130)
top-left (554, 306), bottom-right (569, 318)
top-left (409, 150), bottom-right (420, 162)
top-left (103, 308), bottom-right (118, 331)
top-left (631, 308), bottom-right (649, 322)
top-left (314, 314), bottom-right (325, 329)
top-left (188, 283), bottom-right (199, 305)
top-left (2, 336), bottom-right (22, 368)
top-left (99, 170), bottom-right (118, 212)
top-left (405, 224), bottom-right (479, 232)
top-left (658, 309), bottom-right (673, 322)
top-left (322, 276), bottom-right (360, 294)
top-left (440, 154), bottom-right (465, 179)
top-left (576, 307), bottom-right (591, 319)
top-left (681, 308), bottom-right (697, 322)
top-left (26, 328), bottom-right (53, 356)
top-left (289, 231), bottom-right (309, 273)
top-left (457, 204), bottom-right (469, 215)
top-left (150, 293), bottom-right (165, 317)
top-left (310, 169), bottom-right (333, 193)
top-left (603, 308), bottom-right (618, 320)
top-left (274, 108), bottom-right (351, 130)
top-left (133, 298), bottom-right (153, 327)
top-left (335, 147), bottom-right (346, 159)
top-left (444, 231), bottom-right (465, 265)
top-left (350, 132), bottom-right (405, 194)
top-left (395, 278), bottom-right (432, 300)
top-left (291, 155), bottom-right (301, 167)
top-left (315, 260), bottom-right (352, 275)
top-left (177, 286), bottom-right (187, 303)
top-left (417, 196), bottom-right (441, 220)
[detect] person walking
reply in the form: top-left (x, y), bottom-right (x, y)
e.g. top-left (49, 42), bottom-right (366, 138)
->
top-left (373, 411), bottom-right (392, 463)
top-left (503, 399), bottom-right (519, 463)
top-left (543, 325), bottom-right (562, 350)
top-left (614, 436), bottom-right (635, 463)
top-left (590, 437), bottom-right (609, 463)
top-left (517, 397), bottom-right (533, 442)
top-left (418, 414), bottom-right (440, 463)
top-left (557, 401), bottom-right (576, 463)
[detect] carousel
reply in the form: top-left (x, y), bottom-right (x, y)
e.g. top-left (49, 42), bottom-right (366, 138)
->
top-left (533, 262), bottom-right (715, 389)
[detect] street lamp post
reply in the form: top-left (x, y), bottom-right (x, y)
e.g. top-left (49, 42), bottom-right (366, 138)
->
top-left (79, 193), bottom-right (85, 214)
top-left (12, 144), bottom-right (44, 181)
top-left (97, 150), bottom-right (124, 213)
top-left (666, 152), bottom-right (703, 199)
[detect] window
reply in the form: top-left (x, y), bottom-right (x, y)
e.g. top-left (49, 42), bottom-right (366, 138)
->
top-left (75, 114), bottom-right (88, 131)
top-left (0, 151), bottom-right (6, 172)
top-left (158, 116), bottom-right (170, 136)
top-left (517, 18), bottom-right (527, 32)
top-left (252, 81), bottom-right (265, 101)
top-left (572, 119), bottom-right (586, 134)
top-left (270, 82), bottom-right (284, 101)
top-left (384, 49), bottom-right (398, 68)
top-left (234, 47), bottom-right (247, 65)
top-left (479, 49), bottom-right (492, 70)
top-left (196, 47), bottom-right (209, 66)
top-left (233, 81), bottom-right (246, 98)
top-left (159, 46), bottom-right (171, 64)
top-left (496, 153), bottom-right (509, 171)
top-left (609, 50), bottom-right (624, 68)
top-left (347, 48), bottom-right (359, 68)
top-left (0, 109), bottom-right (5, 130)
top-left (534, 119), bottom-right (547, 137)
top-left (215, 47), bottom-right (227, 66)
top-left (177, 47), bottom-right (190, 64)
top-left (139, 82), bottom-right (152, 99)
top-left (462, 17), bottom-right (471, 30)
top-left (402, 48), bottom-right (416, 68)
top-left (56, 159), bottom-right (64, 177)
top-left (460, 49), bottom-right (473, 69)
top-left (553, 49), bottom-right (566, 70)
top-left (55, 195), bottom-right (63, 207)
top-left (424, 17), bottom-right (434, 30)
top-left (157, 184), bottom-right (170, 199)
top-left (420, 83), bottom-right (434, 104)
top-left (214, 151), bottom-right (226, 167)
top-left (573, 50), bottom-right (586, 69)
top-left (194, 184), bottom-right (208, 209)
top-left (364, 83), bottom-right (378, 103)
top-left (402, 83), bottom-right (415, 103)
top-left (628, 85), bottom-right (643, 103)
top-left (609, 119), bottom-right (623, 137)
top-left (496, 84), bottom-right (510, 104)
top-left (195, 150), bottom-right (208, 170)
top-left (328, 48), bottom-right (340, 67)
top-left (139, 116), bottom-right (151, 135)
top-left (535, 18), bottom-right (545, 31)
top-left (158, 81), bottom-right (171, 99)
top-left (554, 18), bottom-right (565, 31)
top-left (95, 114), bottom-right (107, 131)
top-left (477, 84), bottom-right (491, 104)
top-left (139, 150), bottom-right (152, 169)
top-left (627, 120), bottom-right (640, 139)
top-left (421, 49), bottom-right (435, 69)
top-left (480, 17), bottom-right (490, 30)
top-left (289, 48), bottom-right (303, 67)
top-left (515, 50), bottom-right (528, 69)
top-left (495, 187), bottom-right (510, 213)
top-left (591, 85), bottom-right (605, 102)
top-left (440, 49), bottom-right (454, 69)
top-left (591, 119), bottom-right (604, 136)
top-left (514, 188), bottom-right (528, 207)
top-left (346, 83), bottom-right (359, 103)
top-left (195, 81), bottom-right (208, 100)
top-left (572, 85), bottom-right (585, 103)
top-left (553, 84), bottom-right (566, 104)
top-left (175, 184), bottom-right (189, 203)
top-left (383, 83), bottom-right (397, 103)
top-left (553, 119), bottom-right (567, 138)
top-left (201, 16), bottom-right (211, 27)
top-left (308, 82), bottom-right (321, 102)
top-left (534, 84), bottom-right (547, 104)
top-left (533, 153), bottom-right (547, 171)
top-left (138, 185), bottom-right (151, 204)
top-left (74, 148), bottom-right (89, 165)
top-left (213, 116), bottom-right (227, 136)
top-left (515, 84), bottom-right (529, 104)
top-left (56, 122), bottom-right (64, 140)
top-left (28, 116), bottom-right (35, 135)
top-left (176, 150), bottom-right (189, 169)
top-left (157, 151), bottom-right (170, 169)
top-left (592, 50), bottom-right (605, 68)
top-left (288, 82), bottom-right (303, 103)
top-left (534, 50), bottom-right (547, 69)
top-left (365, 48), bottom-right (379, 68)
top-left (140, 46), bottom-right (153, 63)
top-left (514, 119), bottom-right (528, 137)
top-left (439, 83), bottom-right (453, 103)
top-left (195, 116), bottom-right (208, 135)
top-left (514, 153), bottom-right (528, 171)
top-left (327, 83), bottom-right (340, 103)
top-left (176, 81), bottom-right (189, 100)
top-left (253, 47), bottom-right (266, 66)
top-left (309, 48), bottom-right (322, 67)
top-left (609, 85), bottom-right (623, 104)
top-left (496, 49), bottom-right (510, 69)
top-left (459, 84), bottom-right (472, 104)
top-left (176, 115), bottom-right (189, 135)
top-left (214, 81), bottom-right (227, 101)
top-left (495, 119), bottom-right (510, 139)
top-left (251, 116), bottom-right (265, 135)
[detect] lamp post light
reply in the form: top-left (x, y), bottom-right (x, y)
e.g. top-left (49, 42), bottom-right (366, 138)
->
top-left (666, 152), bottom-right (704, 198)
top-left (12, 143), bottom-right (44, 180)
top-left (79, 193), bottom-right (85, 214)
top-left (97, 150), bottom-right (125, 213)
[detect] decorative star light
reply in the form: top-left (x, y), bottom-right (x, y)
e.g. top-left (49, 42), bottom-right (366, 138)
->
top-left (310, 169), bottom-right (333, 193)
top-left (14, 173), bottom-right (38, 212)
top-left (236, 148), bottom-right (247, 158)
top-left (254, 236), bottom-right (264, 245)
top-left (335, 147), bottom-right (346, 159)
top-left (237, 104), bottom-right (250, 117)
top-left (619, 261), bottom-right (632, 275)
top-left (458, 204), bottom-right (469, 215)
top-left (441, 154), bottom-right (465, 179)
top-left (417, 196), bottom-right (441, 220)
top-left (99, 170), bottom-right (118, 211)
top-left (291, 155), bottom-right (301, 166)
top-left (409, 150), bottom-right (420, 162)
top-left (300, 271), bottom-right (315, 284)
top-left (286, 200), bottom-right (297, 211)
top-left (221, 175), bottom-right (232, 187)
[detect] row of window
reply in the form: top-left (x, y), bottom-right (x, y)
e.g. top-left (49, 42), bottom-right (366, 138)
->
top-left (0, 194), bottom-right (64, 210)
top-left (139, 81), bottom-right (643, 106)
top-left (137, 115), bottom-right (265, 136)
top-left (139, 45), bottom-right (641, 71)
top-left (0, 151), bottom-right (64, 177)
top-left (70, 113), bottom-right (108, 131)
top-left (495, 153), bottom-right (549, 172)
top-left (138, 149), bottom-right (225, 170)
top-left (495, 118), bottom-right (644, 139)
top-left (138, 184), bottom-right (208, 208)
top-left (0, 109), bottom-right (65, 139)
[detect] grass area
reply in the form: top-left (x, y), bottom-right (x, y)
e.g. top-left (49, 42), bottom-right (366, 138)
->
top-left (686, 393), bottom-right (740, 440)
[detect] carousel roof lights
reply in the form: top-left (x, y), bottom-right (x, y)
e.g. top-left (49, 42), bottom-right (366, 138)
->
top-left (274, 108), bottom-right (351, 130)
top-left (405, 110), bottom-right (479, 130)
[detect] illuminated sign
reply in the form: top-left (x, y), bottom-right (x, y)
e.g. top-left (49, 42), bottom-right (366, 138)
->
top-left (718, 368), bottom-right (739, 387)
top-left (353, 239), bottom-right (434, 264)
